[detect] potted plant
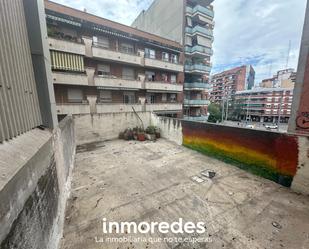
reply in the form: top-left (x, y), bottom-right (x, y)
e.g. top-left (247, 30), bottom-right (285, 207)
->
top-left (155, 127), bottom-right (161, 139)
top-left (137, 127), bottom-right (146, 141)
top-left (145, 126), bottom-right (156, 141)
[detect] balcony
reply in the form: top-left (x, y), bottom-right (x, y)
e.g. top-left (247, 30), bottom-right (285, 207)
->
top-left (185, 64), bottom-right (212, 73)
top-left (56, 103), bottom-right (90, 115)
top-left (144, 57), bottom-right (184, 72)
top-left (185, 26), bottom-right (213, 38)
top-left (48, 38), bottom-right (86, 55)
top-left (184, 82), bottom-right (212, 90)
top-left (52, 72), bottom-right (88, 86)
top-left (92, 44), bottom-right (142, 66)
top-left (145, 103), bottom-right (182, 112)
top-left (96, 104), bottom-right (143, 113)
top-left (94, 76), bottom-right (142, 90)
top-left (145, 82), bottom-right (183, 92)
top-left (186, 5), bottom-right (214, 18)
top-left (184, 99), bottom-right (210, 106)
top-left (185, 45), bottom-right (213, 56)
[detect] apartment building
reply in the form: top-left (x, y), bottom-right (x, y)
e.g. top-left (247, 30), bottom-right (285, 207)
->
top-left (211, 65), bottom-right (255, 104)
top-left (132, 0), bottom-right (214, 121)
top-left (44, 0), bottom-right (184, 120)
top-left (234, 88), bottom-right (294, 123)
top-left (260, 69), bottom-right (296, 88)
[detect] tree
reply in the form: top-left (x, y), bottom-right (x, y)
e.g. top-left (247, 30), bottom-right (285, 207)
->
top-left (207, 103), bottom-right (222, 123)
top-left (229, 99), bottom-right (246, 121)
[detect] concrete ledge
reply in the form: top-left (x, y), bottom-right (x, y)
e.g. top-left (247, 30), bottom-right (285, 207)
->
top-left (0, 129), bottom-right (53, 243)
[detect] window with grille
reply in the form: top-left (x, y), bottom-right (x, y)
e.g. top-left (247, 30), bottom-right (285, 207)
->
top-left (145, 48), bottom-right (156, 59)
top-left (162, 52), bottom-right (169, 62)
top-left (123, 92), bottom-right (135, 104)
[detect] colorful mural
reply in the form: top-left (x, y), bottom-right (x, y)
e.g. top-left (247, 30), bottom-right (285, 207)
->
top-left (182, 121), bottom-right (299, 187)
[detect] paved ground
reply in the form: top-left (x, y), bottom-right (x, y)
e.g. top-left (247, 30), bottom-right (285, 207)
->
top-left (61, 139), bottom-right (309, 249)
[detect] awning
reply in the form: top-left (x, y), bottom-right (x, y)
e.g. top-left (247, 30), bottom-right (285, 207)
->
top-left (51, 51), bottom-right (84, 72)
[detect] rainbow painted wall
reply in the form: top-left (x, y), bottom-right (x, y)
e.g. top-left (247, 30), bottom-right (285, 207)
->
top-left (182, 121), bottom-right (299, 187)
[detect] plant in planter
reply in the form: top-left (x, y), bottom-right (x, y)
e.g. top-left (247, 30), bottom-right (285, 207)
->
top-left (145, 126), bottom-right (156, 141)
top-left (155, 127), bottom-right (161, 139)
top-left (137, 127), bottom-right (146, 141)
top-left (132, 127), bottom-right (138, 140)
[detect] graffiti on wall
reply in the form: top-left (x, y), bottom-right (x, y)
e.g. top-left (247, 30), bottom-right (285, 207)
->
top-left (182, 121), bottom-right (299, 187)
top-left (296, 112), bottom-right (309, 129)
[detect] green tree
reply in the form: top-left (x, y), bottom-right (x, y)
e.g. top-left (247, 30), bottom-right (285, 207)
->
top-left (207, 103), bottom-right (222, 123)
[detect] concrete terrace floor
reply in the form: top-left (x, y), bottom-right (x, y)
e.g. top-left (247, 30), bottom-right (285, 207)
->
top-left (61, 139), bottom-right (309, 249)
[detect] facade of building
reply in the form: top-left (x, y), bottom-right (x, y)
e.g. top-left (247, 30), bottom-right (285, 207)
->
top-left (260, 69), bottom-right (296, 88)
top-left (235, 88), bottom-right (294, 123)
top-left (132, 0), bottom-right (215, 121)
top-left (210, 65), bottom-right (255, 104)
top-left (44, 0), bottom-right (185, 119)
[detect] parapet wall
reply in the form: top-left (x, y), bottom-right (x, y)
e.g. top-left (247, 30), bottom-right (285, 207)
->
top-left (0, 117), bottom-right (76, 249)
top-left (181, 120), bottom-right (309, 194)
top-left (74, 112), bottom-right (153, 145)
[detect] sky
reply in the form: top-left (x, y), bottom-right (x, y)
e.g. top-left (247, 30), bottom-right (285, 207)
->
top-left (51, 0), bottom-right (307, 85)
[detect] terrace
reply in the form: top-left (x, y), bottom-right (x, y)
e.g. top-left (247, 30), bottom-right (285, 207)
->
top-left (60, 135), bottom-right (309, 249)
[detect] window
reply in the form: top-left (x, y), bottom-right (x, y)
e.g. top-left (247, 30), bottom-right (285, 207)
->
top-left (145, 71), bottom-right (155, 82)
top-left (161, 73), bottom-right (168, 82)
top-left (162, 93), bottom-right (167, 102)
top-left (171, 54), bottom-right (178, 64)
top-left (99, 90), bottom-right (112, 103)
top-left (162, 52), bottom-right (169, 62)
top-left (68, 88), bottom-right (83, 103)
top-left (169, 94), bottom-right (177, 102)
top-left (145, 48), bottom-right (156, 59)
top-left (146, 94), bottom-right (155, 104)
top-left (120, 43), bottom-right (134, 54)
top-left (171, 75), bottom-right (177, 83)
top-left (185, 35), bottom-right (192, 46)
top-left (123, 92), bottom-right (135, 104)
top-left (122, 67), bottom-right (135, 80)
top-left (97, 64), bottom-right (110, 76)
top-left (186, 16), bottom-right (192, 27)
top-left (93, 36), bottom-right (109, 48)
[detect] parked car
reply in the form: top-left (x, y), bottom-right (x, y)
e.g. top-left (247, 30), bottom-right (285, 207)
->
top-left (245, 124), bottom-right (255, 129)
top-left (265, 124), bottom-right (278, 130)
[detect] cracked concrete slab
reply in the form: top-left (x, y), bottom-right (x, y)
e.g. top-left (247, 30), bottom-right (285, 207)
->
top-left (61, 139), bottom-right (309, 249)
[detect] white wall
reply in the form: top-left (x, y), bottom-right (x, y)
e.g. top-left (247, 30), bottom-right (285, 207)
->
top-left (74, 112), bottom-right (153, 145)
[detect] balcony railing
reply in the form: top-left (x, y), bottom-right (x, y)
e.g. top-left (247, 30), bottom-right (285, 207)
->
top-left (184, 82), bottom-right (212, 90)
top-left (183, 115), bottom-right (208, 121)
top-left (144, 56), bottom-right (184, 72)
top-left (48, 37), bottom-right (86, 55)
top-left (185, 26), bottom-right (213, 38)
top-left (92, 43), bottom-right (142, 66)
top-left (145, 103), bottom-right (183, 112)
top-left (145, 81), bottom-right (183, 92)
top-left (185, 64), bottom-right (212, 73)
top-left (186, 5), bottom-right (214, 18)
top-left (185, 45), bottom-right (213, 56)
top-left (184, 99), bottom-right (210, 106)
top-left (56, 103), bottom-right (90, 115)
top-left (94, 76), bottom-right (142, 90)
top-left (52, 72), bottom-right (88, 86)
top-left (96, 104), bottom-right (143, 113)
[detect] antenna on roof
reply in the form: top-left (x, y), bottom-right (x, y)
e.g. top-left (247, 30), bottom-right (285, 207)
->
top-left (83, 8), bottom-right (87, 13)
